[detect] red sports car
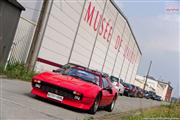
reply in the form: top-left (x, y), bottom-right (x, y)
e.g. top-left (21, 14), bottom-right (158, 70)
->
top-left (31, 64), bottom-right (118, 114)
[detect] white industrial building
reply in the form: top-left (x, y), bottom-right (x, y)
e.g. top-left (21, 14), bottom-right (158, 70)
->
top-left (9, 0), bottom-right (142, 83)
top-left (134, 75), bottom-right (173, 101)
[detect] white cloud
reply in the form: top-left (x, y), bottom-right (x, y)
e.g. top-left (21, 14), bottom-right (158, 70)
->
top-left (157, 14), bottom-right (180, 23)
top-left (144, 38), bottom-right (179, 54)
top-left (131, 14), bottom-right (179, 54)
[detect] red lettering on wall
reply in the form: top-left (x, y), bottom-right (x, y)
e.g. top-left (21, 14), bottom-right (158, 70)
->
top-left (103, 20), bottom-right (110, 40)
top-left (130, 53), bottom-right (135, 63)
top-left (84, 2), bottom-right (95, 26)
top-left (123, 45), bottom-right (127, 57)
top-left (130, 51), bottom-right (133, 62)
top-left (127, 49), bottom-right (131, 61)
top-left (84, 2), bottom-right (113, 42)
top-left (83, 1), bottom-right (138, 58)
top-left (123, 45), bottom-right (136, 64)
top-left (107, 26), bottom-right (113, 42)
top-left (115, 35), bottom-right (123, 49)
top-left (99, 18), bottom-right (105, 35)
top-left (94, 11), bottom-right (102, 31)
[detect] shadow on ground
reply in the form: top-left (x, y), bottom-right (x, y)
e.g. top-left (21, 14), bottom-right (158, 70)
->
top-left (24, 92), bottom-right (107, 115)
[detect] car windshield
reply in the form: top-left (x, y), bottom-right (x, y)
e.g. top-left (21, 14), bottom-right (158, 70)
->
top-left (149, 91), bottom-right (155, 94)
top-left (110, 76), bottom-right (119, 83)
top-left (53, 64), bottom-right (82, 73)
top-left (123, 83), bottom-right (132, 88)
top-left (123, 83), bottom-right (128, 87)
top-left (63, 67), bottom-right (100, 85)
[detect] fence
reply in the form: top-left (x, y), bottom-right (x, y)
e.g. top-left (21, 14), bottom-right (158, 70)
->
top-left (7, 17), bottom-right (37, 64)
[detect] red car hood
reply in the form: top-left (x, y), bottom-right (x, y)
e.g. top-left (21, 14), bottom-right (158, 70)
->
top-left (33, 72), bottom-right (100, 97)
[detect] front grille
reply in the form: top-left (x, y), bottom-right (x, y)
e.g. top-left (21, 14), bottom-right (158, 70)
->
top-left (40, 82), bottom-right (74, 99)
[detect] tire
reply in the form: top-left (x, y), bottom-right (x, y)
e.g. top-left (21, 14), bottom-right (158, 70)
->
top-left (105, 97), bottom-right (116, 112)
top-left (89, 95), bottom-right (100, 114)
top-left (121, 91), bottom-right (124, 96)
top-left (119, 90), bottom-right (122, 96)
top-left (124, 92), bottom-right (128, 96)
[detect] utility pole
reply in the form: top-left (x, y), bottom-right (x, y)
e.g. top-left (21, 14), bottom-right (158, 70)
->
top-left (143, 61), bottom-right (152, 90)
top-left (26, 0), bottom-right (53, 70)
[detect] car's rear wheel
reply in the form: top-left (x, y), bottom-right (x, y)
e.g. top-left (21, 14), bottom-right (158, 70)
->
top-left (89, 95), bottom-right (100, 114)
top-left (106, 97), bottom-right (116, 112)
top-left (119, 90), bottom-right (122, 96)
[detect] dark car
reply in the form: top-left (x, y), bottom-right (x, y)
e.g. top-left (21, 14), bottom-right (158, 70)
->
top-left (131, 84), bottom-right (138, 97)
top-left (144, 90), bottom-right (150, 99)
top-left (136, 87), bottom-right (144, 98)
top-left (148, 91), bottom-right (156, 100)
top-left (122, 82), bottom-right (135, 97)
top-left (154, 95), bottom-right (162, 101)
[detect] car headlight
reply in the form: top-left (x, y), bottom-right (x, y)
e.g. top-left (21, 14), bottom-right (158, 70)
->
top-left (33, 79), bottom-right (41, 88)
top-left (33, 79), bottom-right (41, 83)
top-left (73, 91), bottom-right (82, 100)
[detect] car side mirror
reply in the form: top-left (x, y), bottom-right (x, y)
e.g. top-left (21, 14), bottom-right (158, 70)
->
top-left (52, 68), bottom-right (64, 73)
top-left (104, 86), bottom-right (112, 94)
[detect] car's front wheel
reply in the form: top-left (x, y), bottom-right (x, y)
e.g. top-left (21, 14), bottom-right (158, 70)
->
top-left (106, 97), bottom-right (116, 112)
top-left (89, 95), bottom-right (100, 114)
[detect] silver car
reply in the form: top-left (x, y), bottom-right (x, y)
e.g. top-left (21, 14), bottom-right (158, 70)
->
top-left (110, 76), bottom-right (124, 95)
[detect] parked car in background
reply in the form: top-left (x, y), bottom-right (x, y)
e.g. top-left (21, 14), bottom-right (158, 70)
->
top-left (122, 82), bottom-right (134, 97)
top-left (131, 84), bottom-right (138, 97)
top-left (109, 76), bottom-right (124, 95)
top-left (148, 91), bottom-right (156, 100)
top-left (31, 64), bottom-right (118, 114)
top-left (144, 90), bottom-right (150, 99)
top-left (154, 95), bottom-right (162, 101)
top-left (136, 87), bottom-right (144, 98)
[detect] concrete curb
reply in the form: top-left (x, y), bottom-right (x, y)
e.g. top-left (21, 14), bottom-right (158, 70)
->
top-left (0, 75), bottom-right (7, 78)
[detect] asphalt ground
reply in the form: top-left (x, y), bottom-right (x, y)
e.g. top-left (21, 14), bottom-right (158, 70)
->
top-left (0, 78), bottom-right (162, 120)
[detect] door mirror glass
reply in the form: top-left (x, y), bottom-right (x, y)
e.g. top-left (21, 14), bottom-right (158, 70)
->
top-left (103, 86), bottom-right (112, 94)
top-left (52, 68), bottom-right (64, 73)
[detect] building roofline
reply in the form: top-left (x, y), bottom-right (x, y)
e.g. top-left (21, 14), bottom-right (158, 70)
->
top-left (136, 74), bottom-right (173, 89)
top-left (110, 0), bottom-right (142, 55)
top-left (6, 0), bottom-right (25, 11)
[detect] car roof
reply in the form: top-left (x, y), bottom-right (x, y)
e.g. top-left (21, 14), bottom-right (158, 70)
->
top-left (110, 75), bottom-right (119, 80)
top-left (64, 63), bottom-right (86, 68)
top-left (123, 82), bottom-right (131, 86)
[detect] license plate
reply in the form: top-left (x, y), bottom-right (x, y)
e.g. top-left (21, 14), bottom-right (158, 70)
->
top-left (47, 92), bottom-right (63, 101)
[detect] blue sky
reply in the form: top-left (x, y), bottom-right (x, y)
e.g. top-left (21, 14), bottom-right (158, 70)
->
top-left (115, 0), bottom-right (180, 97)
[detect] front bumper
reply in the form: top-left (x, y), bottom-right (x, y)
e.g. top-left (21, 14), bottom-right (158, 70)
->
top-left (31, 88), bottom-right (94, 110)
top-left (124, 90), bottom-right (133, 96)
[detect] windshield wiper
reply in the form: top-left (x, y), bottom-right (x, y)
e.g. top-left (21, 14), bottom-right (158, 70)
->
top-left (69, 74), bottom-right (81, 79)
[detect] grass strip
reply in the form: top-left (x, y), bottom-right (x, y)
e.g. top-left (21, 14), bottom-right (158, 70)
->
top-left (0, 62), bottom-right (38, 82)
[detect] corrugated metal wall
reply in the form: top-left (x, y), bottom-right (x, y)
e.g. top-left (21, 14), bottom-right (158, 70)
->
top-left (8, 17), bottom-right (37, 63)
top-left (36, 0), bottom-right (85, 71)
top-left (0, 0), bottom-right (23, 65)
top-left (7, 0), bottom-right (43, 64)
top-left (35, 0), bottom-right (142, 83)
